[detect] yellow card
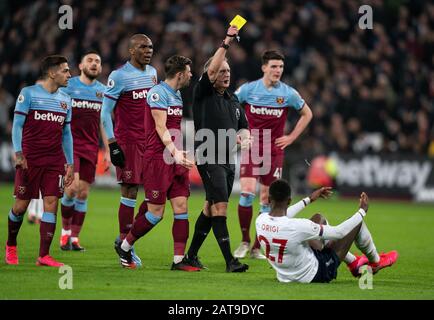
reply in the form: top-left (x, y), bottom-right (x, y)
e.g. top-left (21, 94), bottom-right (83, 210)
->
top-left (229, 15), bottom-right (247, 30)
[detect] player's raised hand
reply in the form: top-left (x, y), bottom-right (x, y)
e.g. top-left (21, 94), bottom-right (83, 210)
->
top-left (359, 192), bottom-right (369, 212)
top-left (174, 150), bottom-right (194, 170)
top-left (309, 187), bottom-right (333, 202)
top-left (109, 140), bottom-right (125, 168)
top-left (64, 164), bottom-right (74, 187)
top-left (275, 135), bottom-right (295, 150)
top-left (14, 151), bottom-right (28, 170)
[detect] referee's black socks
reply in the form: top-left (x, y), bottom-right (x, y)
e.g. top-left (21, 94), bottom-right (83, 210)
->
top-left (187, 211), bottom-right (212, 258)
top-left (211, 216), bottom-right (233, 264)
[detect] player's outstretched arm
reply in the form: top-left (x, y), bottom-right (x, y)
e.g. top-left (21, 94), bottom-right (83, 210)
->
top-left (286, 187), bottom-right (333, 218)
top-left (320, 193), bottom-right (369, 240)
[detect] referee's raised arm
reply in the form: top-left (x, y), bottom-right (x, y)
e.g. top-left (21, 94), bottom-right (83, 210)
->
top-left (206, 25), bottom-right (239, 82)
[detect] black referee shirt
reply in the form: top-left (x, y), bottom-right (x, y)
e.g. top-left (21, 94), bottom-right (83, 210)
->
top-left (193, 72), bottom-right (248, 165)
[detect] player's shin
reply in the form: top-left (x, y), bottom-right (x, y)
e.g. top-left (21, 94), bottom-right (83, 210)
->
top-left (61, 195), bottom-right (75, 233)
top-left (119, 197), bottom-right (137, 240)
top-left (173, 213), bottom-right (189, 264)
top-left (355, 221), bottom-right (380, 263)
top-left (7, 209), bottom-right (24, 246)
top-left (39, 212), bottom-right (57, 257)
top-left (238, 192), bottom-right (255, 243)
top-left (71, 198), bottom-right (87, 242)
top-left (123, 211), bottom-right (162, 250)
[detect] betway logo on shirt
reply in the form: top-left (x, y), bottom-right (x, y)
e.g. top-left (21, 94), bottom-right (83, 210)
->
top-left (250, 105), bottom-right (284, 117)
top-left (132, 89), bottom-right (148, 100)
top-left (72, 99), bottom-right (102, 111)
top-left (34, 111), bottom-right (65, 124)
top-left (168, 107), bottom-right (182, 116)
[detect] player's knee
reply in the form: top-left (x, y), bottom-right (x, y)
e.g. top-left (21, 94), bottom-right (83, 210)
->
top-left (12, 203), bottom-right (28, 215)
top-left (239, 192), bottom-right (255, 207)
top-left (310, 213), bottom-right (328, 225)
top-left (77, 188), bottom-right (89, 200)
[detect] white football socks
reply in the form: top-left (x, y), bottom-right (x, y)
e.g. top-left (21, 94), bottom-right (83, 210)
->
top-left (344, 252), bottom-right (356, 264)
top-left (355, 222), bottom-right (380, 263)
top-left (61, 229), bottom-right (71, 236)
top-left (173, 255), bottom-right (183, 264)
top-left (121, 239), bottom-right (132, 252)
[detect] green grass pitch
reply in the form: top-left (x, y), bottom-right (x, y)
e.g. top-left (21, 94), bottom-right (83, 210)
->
top-left (0, 183), bottom-right (433, 300)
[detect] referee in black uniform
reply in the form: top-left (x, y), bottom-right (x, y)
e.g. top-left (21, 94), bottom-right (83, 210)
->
top-left (184, 25), bottom-right (251, 272)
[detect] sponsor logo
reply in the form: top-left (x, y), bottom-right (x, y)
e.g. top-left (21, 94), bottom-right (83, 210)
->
top-left (250, 105), bottom-right (284, 117)
top-left (276, 97), bottom-right (284, 105)
top-left (96, 91), bottom-right (103, 99)
top-left (34, 111), bottom-right (65, 124)
top-left (60, 101), bottom-right (68, 110)
top-left (167, 107), bottom-right (182, 116)
top-left (71, 99), bottom-right (102, 111)
top-left (18, 94), bottom-right (25, 103)
top-left (235, 108), bottom-right (240, 120)
top-left (132, 89), bottom-right (148, 100)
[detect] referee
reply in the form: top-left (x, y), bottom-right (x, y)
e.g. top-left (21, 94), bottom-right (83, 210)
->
top-left (184, 25), bottom-right (251, 272)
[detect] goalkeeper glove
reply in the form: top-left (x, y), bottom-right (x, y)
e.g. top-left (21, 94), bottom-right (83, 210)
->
top-left (109, 141), bottom-right (125, 168)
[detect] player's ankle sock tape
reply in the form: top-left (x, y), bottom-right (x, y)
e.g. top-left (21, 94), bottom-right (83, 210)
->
top-left (259, 203), bottom-right (271, 213)
top-left (9, 210), bottom-right (23, 222)
top-left (174, 213), bottom-right (188, 220)
top-left (239, 192), bottom-right (255, 207)
top-left (41, 212), bottom-right (56, 224)
top-left (145, 211), bottom-right (162, 225)
top-left (61, 195), bottom-right (75, 207)
top-left (120, 197), bottom-right (137, 208)
top-left (74, 199), bottom-right (88, 213)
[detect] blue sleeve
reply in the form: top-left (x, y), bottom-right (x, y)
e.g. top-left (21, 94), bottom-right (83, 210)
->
top-left (101, 97), bottom-right (116, 140)
top-left (287, 88), bottom-right (305, 111)
top-left (14, 87), bottom-right (32, 115)
top-left (147, 87), bottom-right (168, 110)
top-left (62, 123), bottom-right (74, 164)
top-left (12, 114), bottom-right (26, 153)
top-left (104, 71), bottom-right (124, 100)
top-left (234, 82), bottom-right (249, 104)
top-left (65, 96), bottom-right (72, 123)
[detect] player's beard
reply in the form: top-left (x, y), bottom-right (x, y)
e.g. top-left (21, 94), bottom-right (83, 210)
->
top-left (83, 68), bottom-right (99, 81)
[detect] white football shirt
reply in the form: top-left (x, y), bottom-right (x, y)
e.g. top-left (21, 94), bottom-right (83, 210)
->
top-left (255, 214), bottom-right (323, 283)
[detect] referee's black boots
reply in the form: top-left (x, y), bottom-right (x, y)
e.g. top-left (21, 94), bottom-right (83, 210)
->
top-left (226, 258), bottom-right (249, 273)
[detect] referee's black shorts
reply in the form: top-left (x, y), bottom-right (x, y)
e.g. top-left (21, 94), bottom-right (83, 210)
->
top-left (197, 163), bottom-right (235, 204)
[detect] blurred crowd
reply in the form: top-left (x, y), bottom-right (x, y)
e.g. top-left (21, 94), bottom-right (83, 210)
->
top-left (1, 0), bottom-right (433, 156)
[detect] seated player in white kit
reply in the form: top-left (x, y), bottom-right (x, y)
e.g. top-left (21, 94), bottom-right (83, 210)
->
top-left (256, 179), bottom-right (398, 283)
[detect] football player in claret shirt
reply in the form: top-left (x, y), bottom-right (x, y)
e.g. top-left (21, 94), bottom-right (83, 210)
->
top-left (256, 179), bottom-right (398, 283)
top-left (59, 51), bottom-right (107, 251)
top-left (115, 55), bottom-right (199, 271)
top-left (233, 50), bottom-right (313, 260)
top-left (6, 55), bottom-right (74, 267)
top-left (101, 34), bottom-right (157, 266)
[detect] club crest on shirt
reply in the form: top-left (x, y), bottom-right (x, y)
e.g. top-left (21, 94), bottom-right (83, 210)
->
top-left (276, 97), bottom-right (285, 105)
top-left (124, 171), bottom-right (132, 180)
top-left (96, 91), bottom-right (103, 99)
top-left (152, 76), bottom-right (157, 84)
top-left (17, 186), bottom-right (26, 195)
top-left (152, 190), bottom-right (159, 199)
top-left (60, 101), bottom-right (68, 110)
